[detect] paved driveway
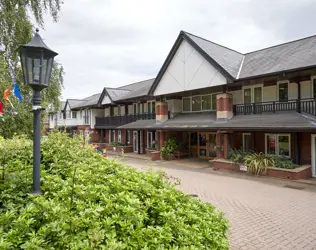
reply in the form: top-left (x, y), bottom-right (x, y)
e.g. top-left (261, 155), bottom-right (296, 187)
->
top-left (110, 156), bottom-right (316, 250)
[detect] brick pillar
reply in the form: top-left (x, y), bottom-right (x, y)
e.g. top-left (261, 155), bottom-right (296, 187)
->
top-left (216, 93), bottom-right (233, 120)
top-left (121, 130), bottom-right (126, 145)
top-left (216, 132), bottom-right (224, 158)
top-left (159, 130), bottom-right (168, 149)
top-left (156, 102), bottom-right (169, 122)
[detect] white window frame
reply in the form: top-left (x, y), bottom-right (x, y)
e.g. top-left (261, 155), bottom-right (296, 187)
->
top-left (147, 101), bottom-right (156, 113)
top-left (242, 133), bottom-right (251, 152)
top-left (242, 84), bottom-right (263, 104)
top-left (311, 76), bottom-right (316, 99)
top-left (182, 97), bottom-right (191, 112)
top-left (182, 93), bottom-right (220, 112)
top-left (72, 111), bottom-right (77, 119)
top-left (265, 133), bottom-right (291, 158)
top-left (118, 130), bottom-right (121, 143)
top-left (109, 129), bottom-right (116, 143)
top-left (147, 132), bottom-right (153, 148)
top-left (277, 80), bottom-right (289, 102)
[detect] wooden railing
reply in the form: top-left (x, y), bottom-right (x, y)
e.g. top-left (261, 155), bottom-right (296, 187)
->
top-left (233, 98), bottom-right (316, 116)
top-left (95, 112), bottom-right (156, 127)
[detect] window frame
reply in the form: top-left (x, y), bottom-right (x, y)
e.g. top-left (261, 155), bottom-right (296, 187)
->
top-left (72, 111), bottom-right (77, 119)
top-left (242, 133), bottom-right (251, 152)
top-left (127, 130), bottom-right (130, 144)
top-left (277, 80), bottom-right (289, 102)
top-left (311, 76), bottom-right (316, 99)
top-left (265, 133), bottom-right (291, 158)
top-left (147, 131), bottom-right (153, 148)
top-left (242, 84), bottom-right (263, 104)
top-left (182, 97), bottom-right (191, 112)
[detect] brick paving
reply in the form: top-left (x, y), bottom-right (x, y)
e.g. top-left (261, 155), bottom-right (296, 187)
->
top-left (110, 156), bottom-right (316, 250)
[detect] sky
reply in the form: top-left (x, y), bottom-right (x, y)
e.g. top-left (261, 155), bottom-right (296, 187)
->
top-left (40, 0), bottom-right (316, 100)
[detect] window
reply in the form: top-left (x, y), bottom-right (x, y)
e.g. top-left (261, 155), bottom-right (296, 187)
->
top-left (243, 85), bottom-right (262, 104)
top-left (243, 88), bottom-right (252, 104)
top-left (202, 95), bottom-right (212, 110)
top-left (265, 134), bottom-right (290, 157)
top-left (183, 97), bottom-right (191, 112)
top-left (192, 96), bottom-right (201, 111)
top-left (118, 130), bottom-right (121, 143)
top-left (110, 130), bottom-right (116, 143)
top-left (72, 111), bottom-right (77, 119)
top-left (147, 102), bottom-right (151, 113)
top-left (313, 78), bottom-right (316, 99)
top-left (84, 110), bottom-right (90, 125)
top-left (80, 110), bottom-right (82, 119)
top-left (212, 94), bottom-right (217, 110)
top-left (254, 87), bottom-right (262, 103)
top-left (127, 130), bottom-right (130, 144)
top-left (242, 133), bottom-right (252, 152)
top-left (147, 132), bottom-right (153, 148)
top-left (152, 102), bottom-right (156, 113)
top-left (278, 81), bottom-right (288, 102)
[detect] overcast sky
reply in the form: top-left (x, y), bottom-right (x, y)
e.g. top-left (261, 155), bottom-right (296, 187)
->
top-left (40, 0), bottom-right (315, 100)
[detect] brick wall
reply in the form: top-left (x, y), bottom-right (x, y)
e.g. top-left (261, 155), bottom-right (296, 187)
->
top-left (300, 132), bottom-right (311, 165)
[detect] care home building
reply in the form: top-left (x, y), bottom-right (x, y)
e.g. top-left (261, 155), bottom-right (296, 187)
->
top-left (53, 31), bottom-right (316, 178)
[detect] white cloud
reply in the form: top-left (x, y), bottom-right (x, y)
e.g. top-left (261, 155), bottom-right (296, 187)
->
top-left (38, 0), bottom-right (316, 100)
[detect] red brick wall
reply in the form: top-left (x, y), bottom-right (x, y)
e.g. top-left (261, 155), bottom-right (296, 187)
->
top-left (300, 133), bottom-right (311, 165)
top-left (216, 94), bottom-right (233, 112)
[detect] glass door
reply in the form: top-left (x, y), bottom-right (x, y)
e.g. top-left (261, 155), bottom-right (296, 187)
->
top-left (133, 131), bottom-right (138, 153)
top-left (198, 132), bottom-right (217, 159)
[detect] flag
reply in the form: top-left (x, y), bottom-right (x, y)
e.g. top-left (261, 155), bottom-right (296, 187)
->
top-left (3, 86), bottom-right (10, 103)
top-left (0, 101), bottom-right (4, 121)
top-left (13, 80), bottom-right (22, 102)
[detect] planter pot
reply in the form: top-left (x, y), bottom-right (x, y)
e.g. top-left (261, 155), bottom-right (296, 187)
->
top-left (145, 149), bottom-right (156, 155)
top-left (151, 151), bottom-right (161, 161)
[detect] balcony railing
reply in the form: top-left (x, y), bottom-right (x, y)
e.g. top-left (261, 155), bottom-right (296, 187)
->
top-left (95, 113), bottom-right (156, 127)
top-left (233, 98), bottom-right (316, 116)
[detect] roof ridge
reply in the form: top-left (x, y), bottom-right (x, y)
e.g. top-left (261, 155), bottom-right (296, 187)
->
top-left (245, 34), bottom-right (316, 55)
top-left (182, 30), bottom-right (244, 55)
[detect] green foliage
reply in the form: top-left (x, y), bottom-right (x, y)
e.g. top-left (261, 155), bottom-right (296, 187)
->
top-left (244, 152), bottom-right (275, 176)
top-left (161, 138), bottom-right (179, 159)
top-left (0, 132), bottom-right (229, 249)
top-left (0, 0), bottom-right (64, 139)
top-left (228, 149), bottom-right (249, 164)
top-left (272, 156), bottom-right (298, 169)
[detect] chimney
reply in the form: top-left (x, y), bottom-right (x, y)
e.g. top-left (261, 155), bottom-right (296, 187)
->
top-left (216, 93), bottom-right (233, 120)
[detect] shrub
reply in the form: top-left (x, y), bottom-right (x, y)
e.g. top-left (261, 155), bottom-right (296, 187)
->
top-left (0, 132), bottom-right (229, 249)
top-left (228, 149), bottom-right (249, 164)
top-left (272, 156), bottom-right (298, 169)
top-left (109, 141), bottom-right (126, 147)
top-left (244, 152), bottom-right (275, 176)
top-left (161, 138), bottom-right (179, 159)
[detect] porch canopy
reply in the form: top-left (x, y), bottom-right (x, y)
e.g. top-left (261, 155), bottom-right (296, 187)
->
top-left (117, 119), bottom-right (156, 130)
top-left (151, 112), bottom-right (316, 131)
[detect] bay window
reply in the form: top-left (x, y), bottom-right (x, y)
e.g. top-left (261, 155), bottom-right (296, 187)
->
top-left (265, 134), bottom-right (290, 157)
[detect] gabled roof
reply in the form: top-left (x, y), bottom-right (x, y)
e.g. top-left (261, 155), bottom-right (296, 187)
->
top-left (149, 31), bottom-right (316, 95)
top-left (64, 93), bottom-right (101, 111)
top-left (98, 78), bottom-right (155, 106)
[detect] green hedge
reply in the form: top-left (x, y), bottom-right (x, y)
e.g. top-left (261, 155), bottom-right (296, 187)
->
top-left (0, 132), bottom-right (229, 249)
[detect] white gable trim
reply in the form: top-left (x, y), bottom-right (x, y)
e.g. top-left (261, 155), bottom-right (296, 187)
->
top-left (154, 40), bottom-right (227, 96)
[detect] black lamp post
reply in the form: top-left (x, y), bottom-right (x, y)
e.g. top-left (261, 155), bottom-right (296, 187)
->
top-left (19, 29), bottom-right (58, 194)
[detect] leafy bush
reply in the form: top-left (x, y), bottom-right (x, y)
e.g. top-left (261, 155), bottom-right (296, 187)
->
top-left (0, 132), bottom-right (229, 249)
top-left (244, 152), bottom-right (275, 176)
top-left (161, 138), bottom-right (179, 159)
top-left (272, 156), bottom-right (298, 169)
top-left (228, 149), bottom-right (249, 164)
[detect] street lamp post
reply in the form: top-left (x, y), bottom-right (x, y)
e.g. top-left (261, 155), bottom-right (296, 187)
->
top-left (19, 29), bottom-right (58, 194)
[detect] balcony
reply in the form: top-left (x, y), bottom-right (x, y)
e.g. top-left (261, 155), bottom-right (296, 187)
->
top-left (233, 98), bottom-right (316, 116)
top-left (95, 113), bottom-right (156, 127)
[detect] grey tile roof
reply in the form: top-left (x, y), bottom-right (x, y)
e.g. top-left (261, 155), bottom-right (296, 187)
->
top-left (239, 35), bottom-right (316, 79)
top-left (184, 32), bottom-right (244, 78)
top-left (153, 112), bottom-right (316, 130)
top-left (68, 99), bottom-right (86, 109)
top-left (118, 119), bottom-right (157, 129)
top-left (116, 78), bottom-right (155, 100)
top-left (105, 88), bottom-right (130, 101)
top-left (67, 93), bottom-right (101, 109)
top-left (183, 31), bottom-right (316, 80)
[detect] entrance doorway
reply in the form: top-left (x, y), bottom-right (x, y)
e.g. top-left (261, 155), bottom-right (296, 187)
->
top-left (133, 131), bottom-right (138, 153)
top-left (197, 132), bottom-right (216, 159)
top-left (311, 135), bottom-right (316, 177)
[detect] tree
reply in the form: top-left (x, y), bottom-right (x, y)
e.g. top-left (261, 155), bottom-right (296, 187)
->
top-left (0, 0), bottom-right (64, 138)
